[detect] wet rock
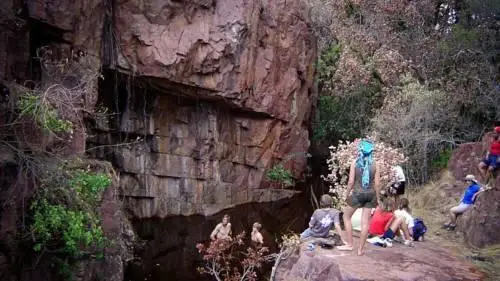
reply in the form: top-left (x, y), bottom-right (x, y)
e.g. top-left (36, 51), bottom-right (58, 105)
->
top-left (275, 238), bottom-right (484, 281)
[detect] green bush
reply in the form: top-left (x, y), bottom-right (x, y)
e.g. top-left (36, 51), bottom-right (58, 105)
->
top-left (18, 93), bottom-right (72, 133)
top-left (69, 171), bottom-right (111, 206)
top-left (316, 43), bottom-right (342, 87)
top-left (430, 148), bottom-right (454, 171)
top-left (30, 169), bottom-right (111, 277)
top-left (31, 200), bottom-right (106, 257)
top-left (266, 164), bottom-right (294, 188)
top-left (313, 82), bottom-right (382, 143)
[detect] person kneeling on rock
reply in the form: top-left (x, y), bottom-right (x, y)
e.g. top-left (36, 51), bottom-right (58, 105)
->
top-left (443, 175), bottom-right (484, 231)
top-left (300, 194), bottom-right (347, 245)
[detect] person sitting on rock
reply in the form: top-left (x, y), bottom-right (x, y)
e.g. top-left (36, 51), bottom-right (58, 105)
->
top-left (477, 126), bottom-right (500, 183)
top-left (389, 165), bottom-right (406, 205)
top-left (368, 198), bottom-right (394, 238)
top-left (394, 198), bottom-right (414, 240)
top-left (300, 194), bottom-right (346, 245)
top-left (337, 138), bottom-right (381, 255)
top-left (368, 198), bottom-right (414, 247)
top-left (443, 175), bottom-right (484, 231)
top-left (210, 214), bottom-right (232, 241)
top-left (251, 222), bottom-right (264, 247)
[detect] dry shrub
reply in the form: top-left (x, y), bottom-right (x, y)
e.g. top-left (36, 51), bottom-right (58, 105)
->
top-left (196, 232), bottom-right (274, 281)
top-left (371, 74), bottom-right (459, 183)
top-left (3, 46), bottom-right (100, 154)
top-left (322, 137), bottom-right (406, 207)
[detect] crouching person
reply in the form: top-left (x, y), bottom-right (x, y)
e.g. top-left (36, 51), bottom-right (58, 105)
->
top-left (301, 194), bottom-right (347, 245)
top-left (443, 174), bottom-right (484, 231)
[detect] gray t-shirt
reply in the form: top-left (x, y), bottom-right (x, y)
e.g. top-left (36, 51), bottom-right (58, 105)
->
top-left (308, 208), bottom-right (340, 237)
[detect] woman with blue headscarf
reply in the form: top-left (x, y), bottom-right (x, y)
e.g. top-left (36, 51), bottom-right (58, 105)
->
top-left (337, 138), bottom-right (381, 255)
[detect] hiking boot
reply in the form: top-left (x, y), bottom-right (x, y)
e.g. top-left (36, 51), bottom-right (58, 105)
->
top-left (446, 224), bottom-right (456, 231)
top-left (404, 240), bottom-right (415, 247)
top-left (393, 236), bottom-right (405, 244)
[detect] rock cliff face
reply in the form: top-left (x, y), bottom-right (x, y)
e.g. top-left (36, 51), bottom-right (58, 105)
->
top-left (9, 0), bottom-right (316, 218)
top-left (448, 133), bottom-right (500, 248)
top-left (92, 0), bottom-right (316, 218)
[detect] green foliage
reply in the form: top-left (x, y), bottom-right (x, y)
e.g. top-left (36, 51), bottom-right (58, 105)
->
top-left (313, 81), bottom-right (382, 142)
top-left (266, 164), bottom-right (294, 188)
top-left (30, 168), bottom-right (111, 278)
top-left (69, 171), bottom-right (111, 206)
top-left (31, 200), bottom-right (106, 257)
top-left (344, 0), bottom-right (362, 20)
top-left (316, 43), bottom-right (342, 86)
top-left (18, 93), bottom-right (72, 133)
top-left (430, 148), bottom-right (453, 171)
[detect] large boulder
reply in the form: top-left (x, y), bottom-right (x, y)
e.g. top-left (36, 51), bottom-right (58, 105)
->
top-left (275, 239), bottom-right (484, 281)
top-left (448, 132), bottom-right (500, 247)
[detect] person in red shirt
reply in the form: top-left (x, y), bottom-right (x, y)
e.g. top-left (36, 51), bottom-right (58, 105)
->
top-left (478, 126), bottom-right (500, 181)
top-left (369, 199), bottom-right (394, 236)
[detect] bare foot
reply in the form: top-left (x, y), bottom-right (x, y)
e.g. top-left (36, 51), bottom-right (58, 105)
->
top-left (357, 248), bottom-right (364, 256)
top-left (337, 245), bottom-right (353, 251)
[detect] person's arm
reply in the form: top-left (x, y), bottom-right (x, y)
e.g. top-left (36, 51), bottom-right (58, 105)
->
top-left (308, 212), bottom-right (316, 228)
top-left (374, 163), bottom-right (381, 203)
top-left (210, 224), bottom-right (221, 241)
top-left (347, 160), bottom-right (356, 193)
top-left (384, 215), bottom-right (394, 231)
top-left (472, 187), bottom-right (485, 202)
top-left (228, 223), bottom-right (233, 237)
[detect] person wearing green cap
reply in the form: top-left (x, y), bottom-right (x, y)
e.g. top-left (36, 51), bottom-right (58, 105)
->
top-left (337, 138), bottom-right (381, 255)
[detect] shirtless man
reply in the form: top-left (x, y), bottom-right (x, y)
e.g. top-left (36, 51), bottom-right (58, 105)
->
top-left (210, 214), bottom-right (232, 241)
top-left (251, 222), bottom-right (264, 246)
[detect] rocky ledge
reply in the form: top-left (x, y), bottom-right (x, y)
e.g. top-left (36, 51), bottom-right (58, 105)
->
top-left (274, 236), bottom-right (484, 281)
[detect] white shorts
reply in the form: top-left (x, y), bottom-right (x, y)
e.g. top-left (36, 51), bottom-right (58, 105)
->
top-left (451, 203), bottom-right (472, 214)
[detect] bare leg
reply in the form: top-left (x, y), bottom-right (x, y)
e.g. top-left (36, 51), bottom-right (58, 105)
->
top-left (394, 194), bottom-right (400, 209)
top-left (358, 207), bottom-right (372, 256)
top-left (449, 208), bottom-right (458, 225)
top-left (478, 162), bottom-right (487, 179)
top-left (337, 206), bottom-right (355, 250)
top-left (399, 220), bottom-right (411, 241)
top-left (487, 166), bottom-right (494, 184)
top-left (334, 223), bottom-right (347, 245)
top-left (388, 217), bottom-right (410, 240)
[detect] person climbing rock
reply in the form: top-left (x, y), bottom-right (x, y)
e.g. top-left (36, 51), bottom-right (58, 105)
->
top-left (477, 126), bottom-right (500, 183)
top-left (300, 194), bottom-right (347, 245)
top-left (251, 222), bottom-right (264, 247)
top-left (443, 175), bottom-right (484, 231)
top-left (389, 165), bottom-right (406, 205)
top-left (210, 214), bottom-right (232, 241)
top-left (337, 138), bottom-right (381, 255)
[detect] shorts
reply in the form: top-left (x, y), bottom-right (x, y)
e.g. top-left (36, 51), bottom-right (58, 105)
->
top-left (482, 155), bottom-right (499, 169)
top-left (300, 228), bottom-right (327, 240)
top-left (450, 203), bottom-right (472, 215)
top-left (390, 181), bottom-right (406, 195)
top-left (382, 228), bottom-right (395, 239)
top-left (350, 190), bottom-right (377, 209)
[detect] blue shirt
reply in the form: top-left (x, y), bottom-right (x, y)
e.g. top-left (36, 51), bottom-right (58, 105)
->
top-left (461, 183), bottom-right (481, 204)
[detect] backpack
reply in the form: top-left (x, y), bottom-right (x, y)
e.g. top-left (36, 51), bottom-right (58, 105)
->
top-left (412, 218), bottom-right (427, 241)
